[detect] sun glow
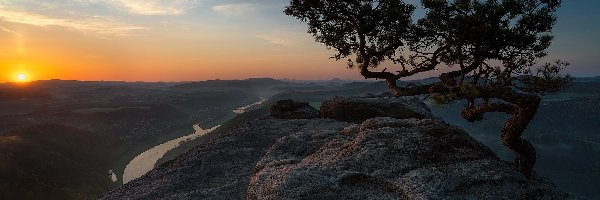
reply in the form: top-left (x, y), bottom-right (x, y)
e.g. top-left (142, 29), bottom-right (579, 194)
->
top-left (16, 73), bottom-right (28, 82)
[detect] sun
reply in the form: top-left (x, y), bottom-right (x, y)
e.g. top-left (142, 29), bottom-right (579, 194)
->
top-left (16, 73), bottom-right (27, 82)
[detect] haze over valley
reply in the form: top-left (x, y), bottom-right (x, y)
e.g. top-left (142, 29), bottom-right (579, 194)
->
top-left (1, 77), bottom-right (599, 199)
top-left (1, 0), bottom-right (599, 199)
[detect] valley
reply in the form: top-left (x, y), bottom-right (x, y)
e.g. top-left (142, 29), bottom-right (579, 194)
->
top-left (1, 77), bottom-right (599, 199)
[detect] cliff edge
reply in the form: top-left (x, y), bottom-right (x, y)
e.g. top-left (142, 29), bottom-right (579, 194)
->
top-left (101, 96), bottom-right (574, 200)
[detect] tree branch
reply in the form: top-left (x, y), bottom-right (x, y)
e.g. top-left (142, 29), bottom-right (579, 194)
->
top-left (461, 103), bottom-right (516, 122)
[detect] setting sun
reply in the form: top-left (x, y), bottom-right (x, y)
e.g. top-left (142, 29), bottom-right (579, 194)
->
top-left (16, 73), bottom-right (27, 82)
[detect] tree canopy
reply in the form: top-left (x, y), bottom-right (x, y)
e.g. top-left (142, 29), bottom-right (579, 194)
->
top-left (286, 0), bottom-right (572, 177)
top-left (285, 0), bottom-right (423, 94)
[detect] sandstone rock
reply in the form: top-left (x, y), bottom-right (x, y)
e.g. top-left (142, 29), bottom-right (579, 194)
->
top-left (320, 96), bottom-right (436, 123)
top-left (247, 117), bottom-right (573, 200)
top-left (270, 99), bottom-right (319, 119)
top-left (100, 118), bottom-right (350, 200)
top-left (102, 97), bottom-right (576, 200)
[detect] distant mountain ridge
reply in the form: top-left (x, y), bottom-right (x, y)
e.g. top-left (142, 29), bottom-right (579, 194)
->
top-left (171, 78), bottom-right (288, 89)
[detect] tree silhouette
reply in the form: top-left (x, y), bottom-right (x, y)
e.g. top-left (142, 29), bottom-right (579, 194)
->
top-left (284, 0), bottom-right (418, 95)
top-left (286, 0), bottom-right (572, 177)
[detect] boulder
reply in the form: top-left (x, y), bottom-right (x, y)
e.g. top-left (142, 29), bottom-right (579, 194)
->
top-left (320, 95), bottom-right (436, 123)
top-left (270, 99), bottom-right (319, 119)
top-left (248, 117), bottom-right (572, 200)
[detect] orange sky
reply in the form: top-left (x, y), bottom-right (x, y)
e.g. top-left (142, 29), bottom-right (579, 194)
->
top-left (0, 0), bottom-right (360, 82)
top-left (0, 0), bottom-right (598, 83)
top-left (0, 21), bottom-right (358, 82)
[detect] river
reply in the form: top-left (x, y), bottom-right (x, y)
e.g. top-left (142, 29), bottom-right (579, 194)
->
top-left (120, 98), bottom-right (267, 184)
top-left (233, 98), bottom-right (268, 114)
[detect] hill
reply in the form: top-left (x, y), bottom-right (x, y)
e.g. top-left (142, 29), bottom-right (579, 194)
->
top-left (0, 124), bottom-right (113, 200)
top-left (0, 86), bottom-right (51, 100)
top-left (171, 78), bottom-right (288, 89)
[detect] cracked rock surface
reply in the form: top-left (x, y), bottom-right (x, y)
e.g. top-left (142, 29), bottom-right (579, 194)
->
top-left (247, 117), bottom-right (572, 200)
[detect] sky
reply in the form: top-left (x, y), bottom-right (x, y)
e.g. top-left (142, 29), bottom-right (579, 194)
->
top-left (0, 0), bottom-right (599, 82)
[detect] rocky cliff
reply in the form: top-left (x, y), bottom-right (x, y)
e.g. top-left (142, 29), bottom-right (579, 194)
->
top-left (101, 96), bottom-right (575, 200)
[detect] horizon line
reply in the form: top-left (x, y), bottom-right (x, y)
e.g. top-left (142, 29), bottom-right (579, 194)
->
top-left (2, 76), bottom-right (599, 85)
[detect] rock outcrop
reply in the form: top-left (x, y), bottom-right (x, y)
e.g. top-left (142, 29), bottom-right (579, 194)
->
top-left (320, 95), bottom-right (436, 123)
top-left (247, 117), bottom-right (570, 199)
top-left (269, 99), bottom-right (319, 119)
top-left (100, 117), bottom-right (351, 200)
top-left (101, 98), bottom-right (574, 200)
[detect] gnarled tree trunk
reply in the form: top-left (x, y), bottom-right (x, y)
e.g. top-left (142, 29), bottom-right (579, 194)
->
top-left (500, 97), bottom-right (540, 177)
top-left (461, 88), bottom-right (542, 178)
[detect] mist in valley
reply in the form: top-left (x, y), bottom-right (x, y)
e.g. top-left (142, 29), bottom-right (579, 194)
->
top-left (1, 77), bottom-right (599, 199)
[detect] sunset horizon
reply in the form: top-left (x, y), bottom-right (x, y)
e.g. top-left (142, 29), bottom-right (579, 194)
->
top-left (1, 76), bottom-right (375, 84)
top-left (1, 0), bottom-right (599, 83)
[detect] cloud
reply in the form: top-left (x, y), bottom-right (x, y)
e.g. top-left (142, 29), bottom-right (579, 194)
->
top-left (256, 33), bottom-right (296, 46)
top-left (95, 0), bottom-right (203, 15)
top-left (212, 3), bottom-right (257, 16)
top-left (0, 26), bottom-right (19, 35)
top-left (0, 10), bottom-right (144, 36)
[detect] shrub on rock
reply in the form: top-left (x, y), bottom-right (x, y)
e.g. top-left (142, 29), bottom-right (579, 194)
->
top-left (320, 96), bottom-right (435, 123)
top-left (270, 99), bottom-right (319, 119)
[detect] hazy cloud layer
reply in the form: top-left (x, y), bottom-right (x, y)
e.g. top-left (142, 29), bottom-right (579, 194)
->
top-left (0, 25), bottom-right (19, 35)
top-left (256, 34), bottom-right (295, 46)
top-left (0, 9), bottom-right (144, 36)
top-left (95, 0), bottom-right (204, 15)
top-left (212, 3), bottom-right (257, 16)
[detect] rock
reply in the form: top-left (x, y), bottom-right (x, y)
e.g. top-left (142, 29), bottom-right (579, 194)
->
top-left (270, 99), bottom-right (319, 119)
top-left (247, 117), bottom-right (572, 200)
top-left (320, 96), bottom-right (436, 123)
top-left (102, 97), bottom-right (576, 200)
top-left (100, 118), bottom-right (351, 200)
